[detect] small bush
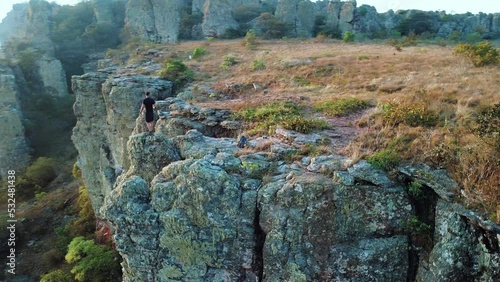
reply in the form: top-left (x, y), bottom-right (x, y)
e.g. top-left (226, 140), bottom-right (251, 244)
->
top-left (256, 13), bottom-right (288, 39)
top-left (281, 116), bottom-right (331, 134)
top-left (314, 98), bottom-right (369, 117)
top-left (71, 186), bottom-right (96, 237)
top-left (367, 149), bottom-right (402, 170)
top-left (453, 41), bottom-right (500, 67)
top-left (342, 31), bottom-right (355, 43)
top-left (251, 59), bottom-right (266, 71)
top-left (72, 162), bottom-right (82, 179)
top-left (158, 59), bottom-right (194, 86)
top-left (40, 269), bottom-right (73, 282)
top-left (380, 102), bottom-right (439, 127)
top-left (66, 237), bottom-right (121, 281)
top-left (192, 47), bottom-right (207, 59)
top-left (402, 216), bottom-right (432, 234)
top-left (25, 157), bottom-right (57, 187)
top-left (242, 29), bottom-right (258, 49)
top-left (220, 54), bottom-right (238, 70)
top-left (407, 181), bottom-right (424, 198)
top-left (472, 103), bottom-right (500, 151)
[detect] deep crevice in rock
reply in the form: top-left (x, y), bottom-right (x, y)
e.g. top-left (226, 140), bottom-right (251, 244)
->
top-left (403, 180), bottom-right (439, 282)
top-left (253, 204), bottom-right (266, 281)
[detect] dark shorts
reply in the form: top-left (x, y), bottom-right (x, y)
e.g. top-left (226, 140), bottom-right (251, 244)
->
top-left (145, 111), bottom-right (154, 122)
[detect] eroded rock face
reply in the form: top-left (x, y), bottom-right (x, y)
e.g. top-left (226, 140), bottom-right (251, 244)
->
top-left (275, 0), bottom-right (315, 37)
top-left (72, 71), bottom-right (174, 215)
top-left (201, 0), bottom-right (239, 37)
top-left (258, 172), bottom-right (412, 281)
top-left (125, 0), bottom-right (183, 43)
top-left (0, 63), bottom-right (30, 177)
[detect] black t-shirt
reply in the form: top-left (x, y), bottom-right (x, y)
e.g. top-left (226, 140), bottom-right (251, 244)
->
top-left (143, 97), bottom-right (155, 113)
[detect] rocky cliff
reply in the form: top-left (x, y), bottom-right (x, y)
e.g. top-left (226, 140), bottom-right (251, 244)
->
top-left (125, 0), bottom-right (184, 43)
top-left (0, 63), bottom-right (31, 177)
top-left (72, 60), bottom-right (500, 281)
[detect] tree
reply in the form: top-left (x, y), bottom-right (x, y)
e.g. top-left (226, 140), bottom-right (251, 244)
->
top-left (256, 13), bottom-right (289, 39)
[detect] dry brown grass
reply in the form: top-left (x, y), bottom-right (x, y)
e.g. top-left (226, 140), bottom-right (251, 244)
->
top-left (143, 39), bottom-right (499, 219)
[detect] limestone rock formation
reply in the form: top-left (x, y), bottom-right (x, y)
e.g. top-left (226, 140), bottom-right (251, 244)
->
top-left (125, 0), bottom-right (183, 43)
top-left (201, 0), bottom-right (239, 37)
top-left (275, 0), bottom-right (315, 37)
top-left (0, 63), bottom-right (31, 177)
top-left (36, 56), bottom-right (68, 97)
top-left (72, 71), bottom-right (174, 215)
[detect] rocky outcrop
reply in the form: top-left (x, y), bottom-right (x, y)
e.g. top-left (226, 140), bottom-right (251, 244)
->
top-left (275, 0), bottom-right (315, 37)
top-left (36, 56), bottom-right (68, 97)
top-left (201, 0), bottom-right (240, 37)
top-left (125, 0), bottom-right (183, 43)
top-left (72, 71), bottom-right (174, 215)
top-left (71, 59), bottom-right (500, 281)
top-left (0, 63), bottom-right (31, 177)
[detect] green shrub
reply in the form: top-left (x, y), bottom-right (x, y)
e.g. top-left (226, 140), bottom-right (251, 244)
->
top-left (71, 186), bottom-right (96, 237)
top-left (232, 3), bottom-right (263, 23)
top-left (73, 162), bottom-right (82, 179)
top-left (192, 47), bottom-right (207, 59)
top-left (407, 181), bottom-right (424, 198)
top-left (342, 31), bottom-right (355, 43)
top-left (472, 103), bottom-right (500, 151)
top-left (40, 269), bottom-right (73, 282)
top-left (291, 76), bottom-right (311, 87)
top-left (281, 116), bottom-right (331, 134)
top-left (66, 237), bottom-right (120, 282)
top-left (314, 98), bottom-right (369, 117)
top-left (380, 102), bottom-right (439, 127)
top-left (464, 32), bottom-right (483, 43)
top-left (402, 216), bottom-right (432, 234)
top-left (367, 149), bottom-right (401, 170)
top-left (35, 191), bottom-right (48, 200)
top-left (241, 29), bottom-right (258, 49)
top-left (256, 13), bottom-right (288, 39)
top-left (251, 59), bottom-right (266, 71)
top-left (453, 41), bottom-right (500, 67)
top-left (220, 54), bottom-right (239, 70)
top-left (158, 59), bottom-right (194, 86)
top-left (25, 157), bottom-right (57, 187)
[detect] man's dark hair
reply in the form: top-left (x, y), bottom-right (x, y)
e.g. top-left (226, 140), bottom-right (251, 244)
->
top-left (145, 92), bottom-right (150, 96)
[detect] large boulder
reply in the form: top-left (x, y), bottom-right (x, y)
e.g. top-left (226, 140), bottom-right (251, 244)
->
top-left (275, 0), bottom-right (315, 37)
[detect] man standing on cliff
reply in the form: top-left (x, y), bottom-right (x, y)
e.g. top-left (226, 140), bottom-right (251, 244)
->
top-left (139, 92), bottom-right (156, 133)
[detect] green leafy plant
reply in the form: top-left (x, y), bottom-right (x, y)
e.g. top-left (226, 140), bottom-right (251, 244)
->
top-left (255, 13), bottom-right (289, 39)
top-left (402, 216), bottom-right (432, 234)
top-left (251, 59), bottom-right (266, 71)
top-left (70, 186), bottom-right (97, 237)
top-left (472, 103), bottom-right (500, 151)
top-left (220, 54), bottom-right (239, 70)
top-left (242, 29), bottom-right (258, 49)
top-left (380, 102), bottom-right (439, 127)
top-left (367, 149), bottom-right (402, 170)
top-left (40, 269), bottom-right (73, 282)
top-left (407, 181), bottom-right (424, 198)
top-left (192, 47), bottom-right (207, 59)
top-left (314, 98), bottom-right (369, 117)
top-left (342, 31), bottom-right (355, 43)
top-left (158, 59), bottom-right (194, 86)
top-left (65, 237), bottom-right (120, 281)
top-left (453, 41), bottom-right (500, 67)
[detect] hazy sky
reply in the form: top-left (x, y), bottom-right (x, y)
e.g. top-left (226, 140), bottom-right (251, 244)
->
top-left (1, 0), bottom-right (500, 23)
